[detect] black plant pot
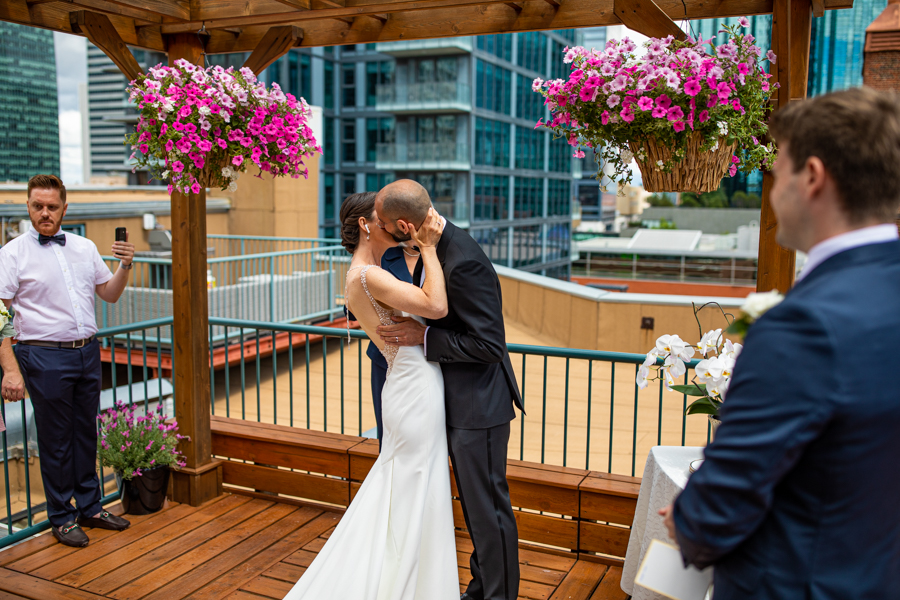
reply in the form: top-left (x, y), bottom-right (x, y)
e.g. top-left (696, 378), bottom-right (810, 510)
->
top-left (116, 466), bottom-right (170, 515)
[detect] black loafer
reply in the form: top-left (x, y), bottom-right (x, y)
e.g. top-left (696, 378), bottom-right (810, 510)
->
top-left (77, 510), bottom-right (130, 531)
top-left (52, 521), bottom-right (89, 547)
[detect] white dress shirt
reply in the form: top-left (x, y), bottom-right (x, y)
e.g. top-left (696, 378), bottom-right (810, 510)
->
top-left (796, 224), bottom-right (900, 282)
top-left (0, 228), bottom-right (113, 341)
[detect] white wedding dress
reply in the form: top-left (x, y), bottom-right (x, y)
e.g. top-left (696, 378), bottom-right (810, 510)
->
top-left (284, 265), bottom-right (458, 600)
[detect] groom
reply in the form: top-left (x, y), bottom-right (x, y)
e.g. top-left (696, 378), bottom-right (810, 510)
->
top-left (375, 180), bottom-right (524, 600)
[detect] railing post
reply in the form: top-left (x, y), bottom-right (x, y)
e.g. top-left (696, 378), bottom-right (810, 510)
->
top-left (270, 255), bottom-right (276, 322)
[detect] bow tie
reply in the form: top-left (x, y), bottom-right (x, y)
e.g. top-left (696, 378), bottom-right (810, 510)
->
top-left (38, 233), bottom-right (66, 246)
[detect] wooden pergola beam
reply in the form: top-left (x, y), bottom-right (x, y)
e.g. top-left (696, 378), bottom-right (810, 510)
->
top-left (69, 10), bottom-right (143, 82)
top-left (613, 0), bottom-right (686, 40)
top-left (242, 25), bottom-right (304, 75)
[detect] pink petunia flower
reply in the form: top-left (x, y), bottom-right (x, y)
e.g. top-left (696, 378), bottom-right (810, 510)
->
top-left (607, 94), bottom-right (621, 108)
top-left (172, 161), bottom-right (184, 173)
top-left (191, 182), bottom-right (201, 194)
top-left (655, 95), bottom-right (672, 109)
top-left (766, 50), bottom-right (777, 63)
top-left (651, 106), bottom-right (668, 118)
top-left (738, 16), bottom-right (750, 27)
top-left (672, 121), bottom-right (686, 132)
top-left (729, 164), bottom-right (738, 177)
top-left (139, 144), bottom-right (149, 154)
top-left (637, 96), bottom-right (654, 111)
top-left (666, 106), bottom-right (685, 121)
top-left (620, 108), bottom-right (634, 122)
top-left (698, 110), bottom-right (710, 122)
top-left (232, 155), bottom-right (244, 166)
top-left (573, 150), bottom-right (586, 158)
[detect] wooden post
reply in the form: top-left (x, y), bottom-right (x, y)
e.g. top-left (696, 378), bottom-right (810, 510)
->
top-left (757, 0), bottom-right (812, 293)
top-left (166, 33), bottom-right (223, 506)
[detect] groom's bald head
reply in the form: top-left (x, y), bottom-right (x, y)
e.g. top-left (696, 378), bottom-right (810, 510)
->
top-left (375, 180), bottom-right (433, 242)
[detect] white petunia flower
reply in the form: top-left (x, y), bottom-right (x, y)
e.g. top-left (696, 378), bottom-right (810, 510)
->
top-left (228, 181), bottom-right (238, 192)
top-left (717, 121), bottom-right (729, 137)
top-left (221, 166), bottom-right (234, 179)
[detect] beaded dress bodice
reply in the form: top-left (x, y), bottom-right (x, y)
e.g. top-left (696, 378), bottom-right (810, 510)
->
top-left (346, 264), bottom-right (398, 374)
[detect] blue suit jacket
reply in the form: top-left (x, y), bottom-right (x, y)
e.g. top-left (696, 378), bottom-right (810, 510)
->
top-left (345, 247), bottom-right (413, 369)
top-left (674, 240), bottom-right (900, 600)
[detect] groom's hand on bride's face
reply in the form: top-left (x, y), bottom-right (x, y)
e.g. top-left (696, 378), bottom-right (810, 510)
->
top-left (377, 316), bottom-right (426, 346)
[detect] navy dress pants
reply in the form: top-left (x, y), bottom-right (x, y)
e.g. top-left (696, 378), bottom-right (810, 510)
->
top-left (15, 340), bottom-right (103, 527)
top-left (370, 359), bottom-right (387, 449)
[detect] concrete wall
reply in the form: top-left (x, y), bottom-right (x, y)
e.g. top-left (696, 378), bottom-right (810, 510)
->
top-left (496, 265), bottom-right (744, 353)
top-left (641, 207), bottom-right (761, 235)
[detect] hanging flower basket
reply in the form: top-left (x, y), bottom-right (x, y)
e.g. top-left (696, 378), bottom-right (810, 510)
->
top-left (533, 20), bottom-right (778, 194)
top-left (629, 132), bottom-right (737, 193)
top-left (125, 61), bottom-right (321, 195)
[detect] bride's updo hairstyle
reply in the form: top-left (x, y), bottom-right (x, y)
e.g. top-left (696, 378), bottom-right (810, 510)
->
top-left (339, 191), bottom-right (378, 254)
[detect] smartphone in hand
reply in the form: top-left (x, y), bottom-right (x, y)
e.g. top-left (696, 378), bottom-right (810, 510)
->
top-left (115, 227), bottom-right (127, 242)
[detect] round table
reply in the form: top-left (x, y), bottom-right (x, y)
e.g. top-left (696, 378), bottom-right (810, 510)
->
top-left (621, 446), bottom-right (706, 600)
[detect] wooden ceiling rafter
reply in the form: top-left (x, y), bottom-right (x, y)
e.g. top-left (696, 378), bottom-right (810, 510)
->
top-left (242, 25), bottom-right (304, 75)
top-left (614, 0), bottom-right (686, 40)
top-left (69, 9), bottom-right (143, 81)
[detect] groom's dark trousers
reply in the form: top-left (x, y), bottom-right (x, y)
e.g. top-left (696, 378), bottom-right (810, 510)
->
top-left (416, 221), bottom-right (524, 600)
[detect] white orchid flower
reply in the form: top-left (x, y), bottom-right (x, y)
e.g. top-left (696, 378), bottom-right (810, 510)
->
top-left (723, 339), bottom-right (743, 359)
top-left (636, 365), bottom-right (651, 389)
top-left (698, 329), bottom-right (722, 357)
top-left (664, 354), bottom-right (687, 379)
top-left (656, 334), bottom-right (693, 360)
top-left (694, 358), bottom-right (712, 383)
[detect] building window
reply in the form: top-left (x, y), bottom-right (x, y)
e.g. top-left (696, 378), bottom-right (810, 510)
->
top-left (548, 135), bottom-right (571, 173)
top-left (550, 42), bottom-right (569, 80)
top-left (475, 59), bottom-right (512, 115)
top-left (366, 118), bottom-right (395, 162)
top-left (475, 118), bottom-right (510, 168)
top-left (514, 177), bottom-right (543, 219)
top-left (553, 29), bottom-right (577, 43)
top-left (548, 178), bottom-right (571, 216)
top-left (324, 173), bottom-right (336, 221)
top-left (402, 172), bottom-right (456, 216)
top-left (324, 60), bottom-right (335, 109)
top-left (288, 52), bottom-right (312, 99)
top-left (512, 225), bottom-right (542, 267)
top-left (516, 32), bottom-right (547, 73)
top-left (342, 63), bottom-right (356, 107)
top-left (366, 61), bottom-right (394, 106)
top-left (515, 126), bottom-right (545, 171)
top-left (474, 174), bottom-right (509, 221)
top-left (365, 172), bottom-right (393, 192)
top-left (342, 119), bottom-right (356, 163)
top-left (324, 117), bottom-right (335, 165)
top-left (472, 227), bottom-right (510, 265)
top-left (342, 174), bottom-right (356, 200)
top-left (516, 74), bottom-right (544, 123)
top-left (546, 222), bottom-right (571, 261)
top-left (412, 116), bottom-right (456, 144)
top-left (476, 35), bottom-right (513, 62)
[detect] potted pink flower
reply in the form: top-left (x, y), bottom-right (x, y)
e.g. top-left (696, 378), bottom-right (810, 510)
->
top-left (534, 21), bottom-right (777, 193)
top-left (97, 401), bottom-right (188, 515)
top-left (124, 61), bottom-right (320, 195)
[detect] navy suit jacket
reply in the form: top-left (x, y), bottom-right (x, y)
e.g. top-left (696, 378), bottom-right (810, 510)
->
top-left (674, 240), bottom-right (900, 600)
top-left (355, 246), bottom-right (413, 368)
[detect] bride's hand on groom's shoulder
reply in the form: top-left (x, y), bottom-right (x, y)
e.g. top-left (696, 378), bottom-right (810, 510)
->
top-left (377, 316), bottom-right (426, 347)
top-left (408, 207), bottom-right (444, 249)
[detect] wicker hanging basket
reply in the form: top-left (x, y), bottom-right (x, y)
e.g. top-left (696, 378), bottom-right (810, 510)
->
top-left (628, 132), bottom-right (737, 194)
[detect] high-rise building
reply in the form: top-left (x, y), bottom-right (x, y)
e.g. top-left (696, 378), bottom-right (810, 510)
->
top-left (86, 44), bottom-right (166, 184)
top-left (0, 23), bottom-right (60, 182)
top-left (267, 33), bottom-right (581, 278)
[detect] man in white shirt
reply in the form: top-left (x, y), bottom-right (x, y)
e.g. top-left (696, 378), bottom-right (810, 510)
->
top-left (0, 174), bottom-right (135, 547)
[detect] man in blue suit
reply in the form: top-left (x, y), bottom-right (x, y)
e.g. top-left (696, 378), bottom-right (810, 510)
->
top-left (661, 88), bottom-right (900, 599)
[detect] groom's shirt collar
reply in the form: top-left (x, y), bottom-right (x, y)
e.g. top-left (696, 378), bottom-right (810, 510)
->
top-left (796, 224), bottom-right (899, 282)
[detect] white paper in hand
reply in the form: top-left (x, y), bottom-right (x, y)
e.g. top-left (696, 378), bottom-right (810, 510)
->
top-left (635, 539), bottom-right (713, 600)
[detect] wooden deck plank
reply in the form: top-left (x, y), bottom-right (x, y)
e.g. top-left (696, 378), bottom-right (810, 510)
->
top-left (588, 566), bottom-right (628, 600)
top-left (58, 495), bottom-right (249, 588)
top-left (0, 590), bottom-right (32, 599)
top-left (6, 506), bottom-right (167, 575)
top-left (224, 592), bottom-right (267, 600)
top-left (31, 503), bottom-right (198, 581)
top-left (102, 500), bottom-right (290, 599)
top-left (239, 576), bottom-right (293, 599)
top-left (280, 549), bottom-right (317, 568)
top-left (185, 511), bottom-right (337, 600)
top-left (0, 568), bottom-right (109, 600)
top-left (261, 562), bottom-right (306, 583)
top-left (459, 566), bottom-right (555, 600)
top-left (140, 506), bottom-right (318, 600)
top-left (548, 561), bottom-right (608, 600)
top-left (221, 461), bottom-right (349, 506)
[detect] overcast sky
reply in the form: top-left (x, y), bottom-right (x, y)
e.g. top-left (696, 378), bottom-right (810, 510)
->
top-left (55, 32), bottom-right (87, 184)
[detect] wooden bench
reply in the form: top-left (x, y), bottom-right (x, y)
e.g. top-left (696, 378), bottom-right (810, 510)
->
top-left (209, 416), bottom-right (641, 598)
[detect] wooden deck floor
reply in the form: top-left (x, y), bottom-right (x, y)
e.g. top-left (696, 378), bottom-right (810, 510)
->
top-left (0, 494), bottom-right (628, 600)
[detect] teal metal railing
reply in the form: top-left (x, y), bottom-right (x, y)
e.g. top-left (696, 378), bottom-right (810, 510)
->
top-left (97, 244), bottom-right (348, 331)
top-left (0, 315), bottom-right (707, 549)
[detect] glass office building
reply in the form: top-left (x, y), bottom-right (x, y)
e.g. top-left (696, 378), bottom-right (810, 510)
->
top-left (265, 32), bottom-right (582, 278)
top-left (0, 23), bottom-right (59, 182)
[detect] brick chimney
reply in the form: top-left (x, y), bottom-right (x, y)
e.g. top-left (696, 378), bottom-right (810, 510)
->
top-left (863, 0), bottom-right (900, 91)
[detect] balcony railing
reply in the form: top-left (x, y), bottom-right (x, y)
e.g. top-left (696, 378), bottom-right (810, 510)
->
top-left (0, 314), bottom-right (710, 548)
top-left (375, 82), bottom-right (471, 113)
top-left (375, 37), bottom-right (474, 56)
top-left (376, 142), bottom-right (470, 169)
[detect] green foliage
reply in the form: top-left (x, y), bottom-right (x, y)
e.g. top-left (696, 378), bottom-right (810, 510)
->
top-left (647, 194), bottom-right (674, 207)
top-left (730, 190), bottom-right (762, 208)
top-left (680, 189), bottom-right (729, 208)
top-left (97, 401), bottom-right (188, 480)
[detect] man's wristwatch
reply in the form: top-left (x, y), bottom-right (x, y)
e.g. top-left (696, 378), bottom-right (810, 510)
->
top-left (121, 262), bottom-right (134, 270)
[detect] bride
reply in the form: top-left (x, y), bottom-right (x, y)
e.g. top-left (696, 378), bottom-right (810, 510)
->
top-left (283, 192), bottom-right (459, 599)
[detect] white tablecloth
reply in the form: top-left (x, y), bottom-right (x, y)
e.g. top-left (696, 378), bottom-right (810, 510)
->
top-left (621, 446), bottom-right (706, 599)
